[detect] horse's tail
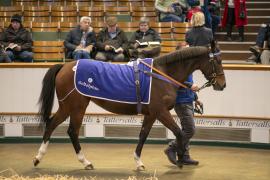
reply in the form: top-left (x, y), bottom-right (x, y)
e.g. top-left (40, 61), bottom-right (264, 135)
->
top-left (38, 64), bottom-right (63, 126)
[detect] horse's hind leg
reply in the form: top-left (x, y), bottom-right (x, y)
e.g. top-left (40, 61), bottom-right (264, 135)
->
top-left (33, 107), bottom-right (69, 166)
top-left (68, 104), bottom-right (93, 170)
top-left (134, 114), bottom-right (156, 171)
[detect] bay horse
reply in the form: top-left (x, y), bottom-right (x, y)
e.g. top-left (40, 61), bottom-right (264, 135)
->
top-left (33, 41), bottom-right (226, 170)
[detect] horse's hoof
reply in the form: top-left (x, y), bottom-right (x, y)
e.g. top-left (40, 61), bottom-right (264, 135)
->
top-left (176, 160), bottom-right (183, 169)
top-left (33, 158), bottom-right (40, 167)
top-left (85, 164), bottom-right (94, 170)
top-left (137, 165), bottom-right (145, 171)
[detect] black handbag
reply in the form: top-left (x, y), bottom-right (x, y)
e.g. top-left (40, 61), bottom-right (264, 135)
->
top-left (239, 2), bottom-right (246, 19)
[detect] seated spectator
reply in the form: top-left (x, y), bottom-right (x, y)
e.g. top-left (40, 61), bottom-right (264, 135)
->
top-left (0, 14), bottom-right (33, 62)
top-left (64, 16), bottom-right (96, 61)
top-left (187, 1), bottom-right (202, 22)
top-left (155, 0), bottom-right (188, 22)
top-left (129, 17), bottom-right (161, 59)
top-left (95, 17), bottom-right (129, 62)
top-left (248, 22), bottom-right (270, 64)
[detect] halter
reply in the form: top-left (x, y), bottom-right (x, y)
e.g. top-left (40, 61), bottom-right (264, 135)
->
top-left (198, 51), bottom-right (224, 91)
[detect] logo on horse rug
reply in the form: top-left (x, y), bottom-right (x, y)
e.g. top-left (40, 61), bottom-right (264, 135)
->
top-left (74, 59), bottom-right (153, 104)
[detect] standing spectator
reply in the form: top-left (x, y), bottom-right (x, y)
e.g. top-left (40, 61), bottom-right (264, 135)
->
top-left (129, 17), bottom-right (161, 59)
top-left (208, 0), bottom-right (221, 36)
top-left (95, 17), bottom-right (129, 62)
top-left (0, 14), bottom-right (33, 62)
top-left (164, 12), bottom-right (212, 166)
top-left (155, 0), bottom-right (188, 22)
top-left (64, 16), bottom-right (96, 60)
top-left (221, 0), bottom-right (247, 42)
top-left (188, 0), bottom-right (212, 29)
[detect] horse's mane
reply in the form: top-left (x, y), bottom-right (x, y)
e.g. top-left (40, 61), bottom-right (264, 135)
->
top-left (154, 46), bottom-right (208, 66)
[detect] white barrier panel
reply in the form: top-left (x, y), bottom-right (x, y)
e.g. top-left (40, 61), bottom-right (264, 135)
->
top-left (0, 68), bottom-right (270, 117)
top-left (0, 114), bottom-right (269, 143)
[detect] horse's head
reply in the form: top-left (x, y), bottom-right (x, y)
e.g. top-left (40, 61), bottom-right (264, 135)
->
top-left (201, 40), bottom-right (226, 91)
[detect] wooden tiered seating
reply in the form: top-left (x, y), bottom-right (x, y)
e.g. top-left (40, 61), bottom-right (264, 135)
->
top-left (51, 6), bottom-right (78, 22)
top-left (0, 6), bottom-right (22, 22)
top-left (33, 41), bottom-right (64, 62)
top-left (92, 0), bottom-right (117, 6)
top-left (78, 6), bottom-right (104, 22)
top-left (131, 7), bottom-right (157, 21)
top-left (23, 6), bottom-right (50, 22)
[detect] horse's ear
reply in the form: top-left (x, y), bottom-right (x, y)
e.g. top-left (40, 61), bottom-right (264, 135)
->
top-left (210, 40), bottom-right (219, 52)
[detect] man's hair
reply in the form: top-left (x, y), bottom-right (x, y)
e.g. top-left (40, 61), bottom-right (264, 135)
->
top-left (191, 12), bottom-right (205, 27)
top-left (139, 17), bottom-right (149, 25)
top-left (80, 16), bottom-right (91, 23)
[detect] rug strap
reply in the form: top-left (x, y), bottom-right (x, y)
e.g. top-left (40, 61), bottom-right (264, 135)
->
top-left (133, 60), bottom-right (142, 114)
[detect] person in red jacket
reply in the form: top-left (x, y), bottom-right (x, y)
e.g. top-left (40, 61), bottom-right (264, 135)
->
top-left (221, 0), bottom-right (247, 41)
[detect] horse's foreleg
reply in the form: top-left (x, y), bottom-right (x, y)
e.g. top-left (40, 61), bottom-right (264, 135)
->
top-left (134, 115), bottom-right (156, 171)
top-left (34, 108), bottom-right (68, 167)
top-left (69, 108), bottom-right (93, 170)
top-left (157, 110), bottom-right (184, 168)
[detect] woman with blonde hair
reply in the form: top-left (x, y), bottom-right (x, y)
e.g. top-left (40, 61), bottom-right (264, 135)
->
top-left (186, 12), bottom-right (213, 46)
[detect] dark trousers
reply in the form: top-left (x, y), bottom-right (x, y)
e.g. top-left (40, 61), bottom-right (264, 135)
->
top-left (170, 103), bottom-right (195, 156)
top-left (226, 7), bottom-right (244, 39)
top-left (256, 26), bottom-right (269, 47)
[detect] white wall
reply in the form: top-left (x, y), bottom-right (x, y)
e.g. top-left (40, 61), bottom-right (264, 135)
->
top-left (0, 68), bottom-right (270, 118)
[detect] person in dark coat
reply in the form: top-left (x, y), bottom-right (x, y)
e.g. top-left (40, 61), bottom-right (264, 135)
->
top-left (64, 16), bottom-right (96, 60)
top-left (129, 17), bottom-right (161, 59)
top-left (0, 14), bottom-right (33, 62)
top-left (95, 17), bottom-right (129, 62)
top-left (221, 0), bottom-right (247, 41)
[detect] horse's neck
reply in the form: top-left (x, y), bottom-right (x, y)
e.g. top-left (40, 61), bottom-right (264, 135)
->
top-left (158, 60), bottom-right (197, 83)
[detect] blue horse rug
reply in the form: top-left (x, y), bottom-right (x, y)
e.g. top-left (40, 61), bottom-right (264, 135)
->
top-left (74, 59), bottom-right (153, 104)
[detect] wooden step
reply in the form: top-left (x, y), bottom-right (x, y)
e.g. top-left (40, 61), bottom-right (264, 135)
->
top-left (247, 16), bottom-right (270, 24)
top-left (218, 25), bottom-right (261, 33)
top-left (246, 2), bottom-right (270, 8)
top-left (216, 33), bottom-right (257, 42)
top-left (219, 42), bottom-right (253, 51)
top-left (221, 9), bottom-right (270, 16)
top-left (221, 51), bottom-right (252, 61)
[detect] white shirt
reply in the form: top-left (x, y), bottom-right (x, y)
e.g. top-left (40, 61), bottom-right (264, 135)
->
top-left (228, 0), bottom-right (235, 8)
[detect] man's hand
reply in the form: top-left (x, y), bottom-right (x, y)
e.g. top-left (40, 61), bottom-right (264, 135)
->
top-left (105, 45), bottom-right (112, 51)
top-left (115, 47), bottom-right (123, 53)
top-left (191, 84), bottom-right (199, 92)
top-left (14, 45), bottom-right (21, 51)
top-left (85, 45), bottom-right (93, 52)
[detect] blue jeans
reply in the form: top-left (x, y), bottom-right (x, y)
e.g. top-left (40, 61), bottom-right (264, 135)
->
top-left (6, 51), bottom-right (33, 62)
top-left (72, 50), bottom-right (90, 60)
top-left (256, 26), bottom-right (268, 47)
top-left (161, 14), bottom-right (185, 22)
top-left (211, 15), bottom-right (221, 35)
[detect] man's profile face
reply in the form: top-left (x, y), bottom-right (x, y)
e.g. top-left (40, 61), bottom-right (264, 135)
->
top-left (11, 21), bottom-right (20, 31)
top-left (80, 19), bottom-right (91, 31)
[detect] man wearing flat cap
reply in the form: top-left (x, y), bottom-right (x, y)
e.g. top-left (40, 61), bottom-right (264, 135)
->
top-left (95, 16), bottom-right (129, 62)
top-left (0, 14), bottom-right (33, 62)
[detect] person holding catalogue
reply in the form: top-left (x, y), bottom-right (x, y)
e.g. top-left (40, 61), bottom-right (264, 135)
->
top-left (64, 16), bottom-right (96, 60)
